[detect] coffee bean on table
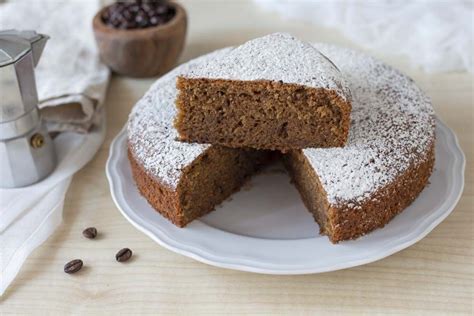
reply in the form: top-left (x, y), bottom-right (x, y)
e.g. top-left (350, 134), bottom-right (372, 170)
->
top-left (116, 248), bottom-right (132, 262)
top-left (64, 259), bottom-right (83, 274)
top-left (82, 227), bottom-right (98, 239)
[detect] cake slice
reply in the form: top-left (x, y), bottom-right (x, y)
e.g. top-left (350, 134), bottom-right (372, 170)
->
top-left (174, 33), bottom-right (352, 152)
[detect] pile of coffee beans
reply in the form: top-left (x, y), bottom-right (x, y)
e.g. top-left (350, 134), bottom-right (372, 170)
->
top-left (64, 227), bottom-right (134, 274)
top-left (101, 0), bottom-right (176, 29)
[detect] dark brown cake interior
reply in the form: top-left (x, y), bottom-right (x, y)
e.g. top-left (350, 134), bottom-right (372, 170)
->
top-left (175, 77), bottom-right (351, 152)
top-left (283, 150), bottom-right (332, 236)
top-left (129, 145), bottom-right (273, 227)
top-left (177, 146), bottom-right (273, 224)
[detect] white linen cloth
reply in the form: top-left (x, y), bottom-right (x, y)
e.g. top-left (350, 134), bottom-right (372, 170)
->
top-left (0, 0), bottom-right (110, 132)
top-left (254, 0), bottom-right (474, 73)
top-left (0, 0), bottom-right (109, 296)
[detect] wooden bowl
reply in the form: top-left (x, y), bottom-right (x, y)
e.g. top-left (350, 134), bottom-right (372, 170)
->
top-left (93, 2), bottom-right (187, 78)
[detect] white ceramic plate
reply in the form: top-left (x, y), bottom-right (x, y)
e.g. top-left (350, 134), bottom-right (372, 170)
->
top-left (106, 118), bottom-right (465, 274)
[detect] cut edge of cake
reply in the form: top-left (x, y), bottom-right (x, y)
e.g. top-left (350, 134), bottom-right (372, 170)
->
top-left (175, 77), bottom-right (351, 151)
top-left (128, 143), bottom-right (274, 227)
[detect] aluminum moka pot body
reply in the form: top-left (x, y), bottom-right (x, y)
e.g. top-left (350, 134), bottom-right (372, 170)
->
top-left (0, 30), bottom-right (56, 188)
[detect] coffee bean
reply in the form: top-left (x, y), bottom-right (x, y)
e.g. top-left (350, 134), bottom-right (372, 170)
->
top-left (156, 5), bottom-right (169, 15)
top-left (115, 248), bottom-right (132, 262)
top-left (82, 227), bottom-right (98, 239)
top-left (150, 16), bottom-right (159, 25)
top-left (64, 259), bottom-right (83, 274)
top-left (130, 3), bottom-right (140, 13)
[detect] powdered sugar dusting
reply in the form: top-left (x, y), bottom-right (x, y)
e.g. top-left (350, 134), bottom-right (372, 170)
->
top-left (127, 49), bottom-right (232, 188)
top-left (128, 39), bottom-right (434, 202)
top-left (303, 44), bottom-right (435, 206)
top-left (184, 33), bottom-right (351, 101)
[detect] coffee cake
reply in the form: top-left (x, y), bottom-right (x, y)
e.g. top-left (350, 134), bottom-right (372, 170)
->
top-left (127, 41), bottom-right (435, 242)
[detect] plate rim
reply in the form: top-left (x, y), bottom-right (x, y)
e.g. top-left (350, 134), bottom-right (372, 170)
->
top-left (106, 117), bottom-right (466, 274)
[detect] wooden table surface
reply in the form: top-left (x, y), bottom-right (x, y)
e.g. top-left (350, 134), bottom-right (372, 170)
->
top-left (2, 1), bottom-right (473, 314)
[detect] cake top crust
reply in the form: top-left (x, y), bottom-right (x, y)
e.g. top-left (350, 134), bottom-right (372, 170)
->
top-left (302, 44), bottom-right (434, 207)
top-left (182, 33), bottom-right (351, 102)
top-left (127, 39), bottom-right (435, 206)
